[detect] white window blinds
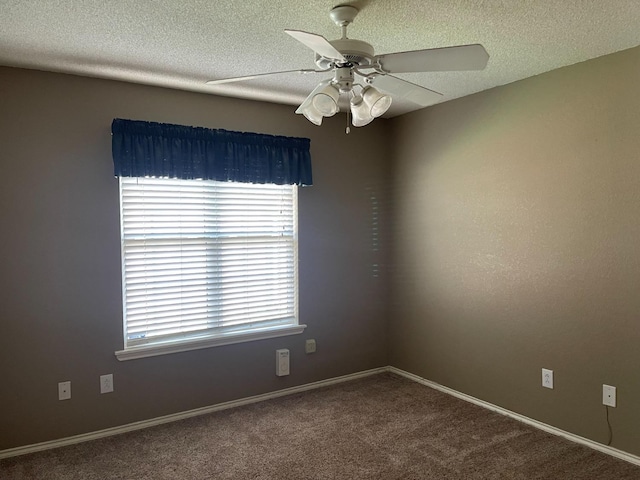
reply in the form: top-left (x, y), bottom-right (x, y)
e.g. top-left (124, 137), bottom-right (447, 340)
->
top-left (119, 177), bottom-right (298, 349)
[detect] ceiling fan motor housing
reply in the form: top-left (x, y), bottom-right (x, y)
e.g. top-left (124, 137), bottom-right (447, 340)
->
top-left (333, 66), bottom-right (355, 93)
top-left (314, 38), bottom-right (375, 69)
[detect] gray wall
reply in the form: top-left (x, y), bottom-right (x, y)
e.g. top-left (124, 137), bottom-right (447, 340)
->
top-left (0, 67), bottom-right (390, 450)
top-left (2, 45), bottom-right (640, 458)
top-left (389, 46), bottom-right (640, 456)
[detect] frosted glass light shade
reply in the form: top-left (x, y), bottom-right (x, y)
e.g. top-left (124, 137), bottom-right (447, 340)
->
top-left (362, 87), bottom-right (392, 118)
top-left (312, 84), bottom-right (340, 117)
top-left (299, 104), bottom-right (323, 126)
top-left (350, 96), bottom-right (374, 127)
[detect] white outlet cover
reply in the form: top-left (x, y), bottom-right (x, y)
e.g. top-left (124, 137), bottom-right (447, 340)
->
top-left (100, 374), bottom-right (114, 394)
top-left (542, 368), bottom-right (554, 389)
top-left (305, 339), bottom-right (316, 354)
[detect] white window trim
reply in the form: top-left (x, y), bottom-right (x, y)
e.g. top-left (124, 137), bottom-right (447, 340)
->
top-left (115, 323), bottom-right (306, 361)
top-left (116, 177), bottom-right (304, 360)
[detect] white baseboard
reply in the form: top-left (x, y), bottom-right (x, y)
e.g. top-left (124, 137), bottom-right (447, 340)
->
top-left (3, 365), bottom-right (639, 468)
top-left (0, 367), bottom-right (387, 460)
top-left (389, 366), bottom-right (640, 467)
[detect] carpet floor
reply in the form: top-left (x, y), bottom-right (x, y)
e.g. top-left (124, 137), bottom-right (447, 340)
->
top-left (2, 373), bottom-right (640, 479)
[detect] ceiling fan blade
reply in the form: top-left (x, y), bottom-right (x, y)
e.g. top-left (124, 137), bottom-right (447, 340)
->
top-left (367, 74), bottom-right (442, 106)
top-left (376, 44), bottom-right (489, 73)
top-left (206, 69), bottom-right (321, 85)
top-left (285, 30), bottom-right (346, 62)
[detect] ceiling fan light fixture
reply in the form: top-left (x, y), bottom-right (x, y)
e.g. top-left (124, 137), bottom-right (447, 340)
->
top-left (312, 83), bottom-right (340, 117)
top-left (206, 6), bottom-right (490, 130)
top-left (362, 86), bottom-right (392, 118)
top-left (350, 96), bottom-right (374, 127)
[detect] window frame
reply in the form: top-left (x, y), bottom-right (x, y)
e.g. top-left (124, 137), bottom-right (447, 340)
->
top-left (115, 177), bottom-right (306, 361)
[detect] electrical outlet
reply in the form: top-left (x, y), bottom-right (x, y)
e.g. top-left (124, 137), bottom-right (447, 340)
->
top-left (276, 349), bottom-right (290, 376)
top-left (603, 384), bottom-right (616, 407)
top-left (542, 368), bottom-right (554, 389)
top-left (58, 381), bottom-right (71, 400)
top-left (100, 374), bottom-right (114, 394)
top-left (305, 339), bottom-right (316, 354)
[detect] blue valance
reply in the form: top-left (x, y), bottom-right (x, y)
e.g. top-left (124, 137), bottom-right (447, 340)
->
top-left (111, 119), bottom-right (312, 186)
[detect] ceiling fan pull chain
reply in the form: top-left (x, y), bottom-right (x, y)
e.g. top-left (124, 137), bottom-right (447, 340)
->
top-left (346, 108), bottom-right (350, 134)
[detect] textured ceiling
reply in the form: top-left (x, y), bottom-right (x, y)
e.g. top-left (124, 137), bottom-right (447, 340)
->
top-left (1, 1), bottom-right (639, 117)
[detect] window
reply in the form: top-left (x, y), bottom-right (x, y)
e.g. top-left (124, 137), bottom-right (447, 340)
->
top-left (115, 177), bottom-right (304, 360)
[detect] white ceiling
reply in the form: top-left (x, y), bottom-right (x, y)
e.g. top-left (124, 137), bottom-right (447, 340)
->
top-left (1, 0), bottom-right (639, 117)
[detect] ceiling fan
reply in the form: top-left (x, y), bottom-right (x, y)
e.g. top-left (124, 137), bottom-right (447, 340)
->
top-left (206, 5), bottom-right (489, 130)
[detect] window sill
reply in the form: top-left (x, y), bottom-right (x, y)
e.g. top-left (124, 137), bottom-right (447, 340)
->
top-left (115, 324), bottom-right (307, 361)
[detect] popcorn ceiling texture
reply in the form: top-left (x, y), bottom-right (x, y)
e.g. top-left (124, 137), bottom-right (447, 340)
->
top-left (0, 0), bottom-right (639, 116)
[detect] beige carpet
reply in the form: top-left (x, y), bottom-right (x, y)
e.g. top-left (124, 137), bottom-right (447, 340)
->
top-left (2, 373), bottom-right (639, 479)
